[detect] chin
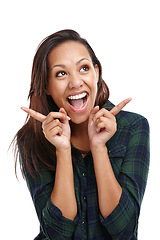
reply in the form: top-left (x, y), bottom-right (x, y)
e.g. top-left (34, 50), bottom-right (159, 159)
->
top-left (70, 114), bottom-right (89, 125)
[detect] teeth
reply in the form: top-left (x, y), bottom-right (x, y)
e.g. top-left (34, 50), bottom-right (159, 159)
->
top-left (68, 92), bottom-right (87, 100)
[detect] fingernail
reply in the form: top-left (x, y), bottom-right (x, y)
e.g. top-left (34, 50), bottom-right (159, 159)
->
top-left (21, 106), bottom-right (28, 111)
top-left (90, 120), bottom-right (94, 126)
top-left (126, 97), bottom-right (132, 102)
top-left (67, 116), bottom-right (71, 120)
top-left (21, 106), bottom-right (29, 113)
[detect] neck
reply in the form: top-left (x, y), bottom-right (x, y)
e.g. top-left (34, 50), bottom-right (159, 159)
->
top-left (70, 120), bottom-right (88, 137)
top-left (70, 120), bottom-right (90, 153)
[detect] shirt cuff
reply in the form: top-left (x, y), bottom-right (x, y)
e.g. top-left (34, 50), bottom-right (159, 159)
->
top-left (42, 198), bottom-right (79, 238)
top-left (99, 188), bottom-right (137, 237)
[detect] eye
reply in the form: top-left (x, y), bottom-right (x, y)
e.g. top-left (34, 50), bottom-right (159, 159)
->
top-left (56, 71), bottom-right (66, 77)
top-left (80, 65), bottom-right (89, 73)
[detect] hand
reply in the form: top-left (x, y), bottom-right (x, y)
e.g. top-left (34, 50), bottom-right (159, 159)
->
top-left (21, 107), bottom-right (71, 151)
top-left (88, 98), bottom-right (132, 148)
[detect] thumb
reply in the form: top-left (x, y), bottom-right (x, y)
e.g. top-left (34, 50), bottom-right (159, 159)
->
top-left (59, 108), bottom-right (71, 123)
top-left (88, 106), bottom-right (99, 125)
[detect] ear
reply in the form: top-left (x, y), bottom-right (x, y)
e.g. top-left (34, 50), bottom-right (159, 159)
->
top-left (94, 64), bottom-right (99, 83)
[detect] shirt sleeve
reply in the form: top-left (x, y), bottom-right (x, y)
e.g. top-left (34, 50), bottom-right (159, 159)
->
top-left (100, 115), bottom-right (150, 239)
top-left (19, 153), bottom-right (78, 240)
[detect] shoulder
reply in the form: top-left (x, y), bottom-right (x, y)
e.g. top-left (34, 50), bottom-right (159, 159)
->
top-left (116, 110), bottom-right (149, 131)
top-left (104, 101), bottom-right (150, 159)
top-left (103, 100), bottom-right (149, 131)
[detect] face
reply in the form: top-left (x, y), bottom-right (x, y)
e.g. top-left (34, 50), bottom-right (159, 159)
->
top-left (47, 41), bottom-right (99, 124)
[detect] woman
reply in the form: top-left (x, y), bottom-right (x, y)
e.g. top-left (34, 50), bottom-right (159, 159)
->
top-left (15, 29), bottom-right (150, 239)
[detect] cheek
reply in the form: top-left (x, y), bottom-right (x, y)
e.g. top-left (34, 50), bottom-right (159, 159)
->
top-left (90, 75), bottom-right (98, 95)
top-left (94, 84), bottom-right (98, 100)
top-left (91, 78), bottom-right (98, 103)
top-left (51, 87), bottom-right (63, 99)
top-left (85, 72), bottom-right (97, 88)
top-left (48, 82), bottom-right (66, 106)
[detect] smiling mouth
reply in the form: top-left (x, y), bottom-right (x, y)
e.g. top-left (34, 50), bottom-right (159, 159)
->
top-left (67, 92), bottom-right (88, 109)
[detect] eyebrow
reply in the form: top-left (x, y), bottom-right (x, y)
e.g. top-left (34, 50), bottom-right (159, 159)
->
top-left (51, 58), bottom-right (90, 69)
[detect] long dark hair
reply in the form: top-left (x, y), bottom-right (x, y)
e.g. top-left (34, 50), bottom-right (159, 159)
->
top-left (14, 29), bottom-right (109, 177)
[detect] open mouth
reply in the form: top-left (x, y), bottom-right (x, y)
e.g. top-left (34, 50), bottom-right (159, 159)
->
top-left (67, 92), bottom-right (88, 111)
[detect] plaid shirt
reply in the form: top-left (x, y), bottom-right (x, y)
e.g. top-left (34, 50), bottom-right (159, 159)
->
top-left (20, 101), bottom-right (150, 240)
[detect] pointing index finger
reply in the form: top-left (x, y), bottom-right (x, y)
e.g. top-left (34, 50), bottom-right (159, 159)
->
top-left (21, 107), bottom-right (46, 122)
top-left (110, 98), bottom-right (132, 116)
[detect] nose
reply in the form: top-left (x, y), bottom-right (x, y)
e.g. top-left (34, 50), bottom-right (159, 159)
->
top-left (68, 72), bottom-right (84, 89)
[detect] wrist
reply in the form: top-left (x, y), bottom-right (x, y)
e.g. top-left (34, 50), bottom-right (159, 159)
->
top-left (91, 145), bottom-right (110, 168)
top-left (56, 142), bottom-right (71, 153)
top-left (56, 147), bottom-right (72, 161)
top-left (90, 143), bottom-right (107, 153)
top-left (91, 144), bottom-right (109, 160)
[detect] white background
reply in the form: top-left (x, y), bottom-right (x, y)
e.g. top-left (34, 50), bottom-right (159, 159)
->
top-left (1, 0), bottom-right (160, 239)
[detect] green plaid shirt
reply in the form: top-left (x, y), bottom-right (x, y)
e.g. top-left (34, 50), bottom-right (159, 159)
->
top-left (20, 101), bottom-right (150, 240)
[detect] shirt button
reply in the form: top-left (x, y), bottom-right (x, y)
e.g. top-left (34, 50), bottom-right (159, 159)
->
top-left (82, 221), bottom-right (85, 225)
top-left (82, 172), bottom-right (86, 177)
top-left (83, 196), bottom-right (87, 201)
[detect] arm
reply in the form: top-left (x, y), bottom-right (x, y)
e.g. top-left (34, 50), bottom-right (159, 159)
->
top-left (91, 145), bottom-right (122, 218)
top-left (51, 148), bottom-right (77, 220)
top-left (88, 100), bottom-right (150, 239)
top-left (42, 108), bottom-right (77, 221)
top-left (89, 100), bottom-right (130, 218)
top-left (19, 151), bottom-right (78, 240)
top-left (100, 116), bottom-right (150, 239)
top-left (20, 107), bottom-right (78, 239)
